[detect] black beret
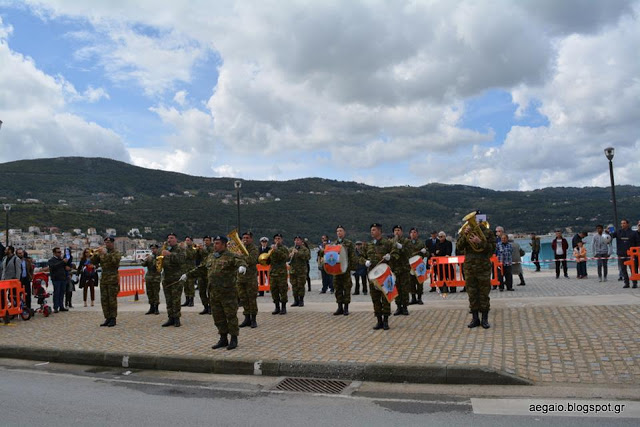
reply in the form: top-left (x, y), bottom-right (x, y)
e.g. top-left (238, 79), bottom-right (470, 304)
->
top-left (409, 227), bottom-right (417, 232)
top-left (203, 235), bottom-right (212, 239)
top-left (242, 231), bottom-right (253, 237)
top-left (393, 225), bottom-right (402, 231)
top-left (294, 235), bottom-right (302, 239)
top-left (149, 243), bottom-right (159, 248)
top-left (104, 236), bottom-right (115, 242)
top-left (370, 223), bottom-right (382, 229)
top-left (273, 233), bottom-right (283, 238)
top-left (213, 235), bottom-right (228, 243)
top-left (336, 225), bottom-right (345, 230)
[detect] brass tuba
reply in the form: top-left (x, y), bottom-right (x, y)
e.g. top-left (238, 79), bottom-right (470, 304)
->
top-left (458, 211), bottom-right (487, 253)
top-left (155, 242), bottom-right (167, 271)
top-left (258, 248), bottom-right (273, 266)
top-left (227, 229), bottom-right (250, 257)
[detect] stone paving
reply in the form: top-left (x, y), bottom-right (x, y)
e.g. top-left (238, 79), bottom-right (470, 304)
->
top-left (2, 270), bottom-right (640, 386)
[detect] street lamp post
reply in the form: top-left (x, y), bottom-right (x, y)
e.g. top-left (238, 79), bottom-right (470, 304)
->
top-left (3, 204), bottom-right (11, 247)
top-left (604, 147), bottom-right (619, 229)
top-left (234, 180), bottom-right (242, 233)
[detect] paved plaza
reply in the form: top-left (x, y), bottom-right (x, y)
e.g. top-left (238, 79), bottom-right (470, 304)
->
top-left (2, 270), bottom-right (639, 386)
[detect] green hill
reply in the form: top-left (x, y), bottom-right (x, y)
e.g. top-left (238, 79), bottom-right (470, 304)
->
top-left (0, 157), bottom-right (637, 242)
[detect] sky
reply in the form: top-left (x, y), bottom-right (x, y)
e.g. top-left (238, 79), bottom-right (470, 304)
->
top-left (0, 0), bottom-right (638, 190)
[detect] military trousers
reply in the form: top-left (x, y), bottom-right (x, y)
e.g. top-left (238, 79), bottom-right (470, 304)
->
top-left (368, 282), bottom-right (391, 315)
top-left (184, 277), bottom-right (195, 298)
top-left (163, 279), bottom-right (183, 318)
top-left (237, 278), bottom-right (258, 315)
top-left (269, 273), bottom-right (288, 304)
top-left (409, 275), bottom-right (424, 296)
top-left (333, 272), bottom-right (352, 304)
top-left (210, 284), bottom-right (239, 336)
top-left (465, 263), bottom-right (491, 312)
top-left (198, 275), bottom-right (209, 306)
top-left (395, 270), bottom-right (410, 306)
top-left (290, 273), bottom-right (307, 298)
top-left (146, 277), bottom-right (161, 305)
top-left (100, 280), bottom-right (119, 319)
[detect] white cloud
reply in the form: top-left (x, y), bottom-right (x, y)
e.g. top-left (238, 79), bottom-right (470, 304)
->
top-left (173, 90), bottom-right (187, 107)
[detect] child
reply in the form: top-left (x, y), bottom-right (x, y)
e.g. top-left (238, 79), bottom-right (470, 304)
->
top-left (574, 240), bottom-right (588, 279)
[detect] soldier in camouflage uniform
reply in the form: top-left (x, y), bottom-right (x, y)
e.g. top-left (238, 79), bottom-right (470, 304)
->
top-left (181, 236), bottom-right (197, 307)
top-left (406, 227), bottom-right (429, 305)
top-left (390, 225), bottom-right (411, 316)
top-left (289, 235), bottom-right (311, 308)
top-left (362, 223), bottom-right (399, 330)
top-left (198, 236), bottom-right (214, 314)
top-left (91, 236), bottom-right (122, 327)
top-left (331, 225), bottom-right (357, 316)
top-left (184, 235), bottom-right (247, 350)
top-left (456, 213), bottom-right (496, 329)
top-left (141, 244), bottom-right (161, 315)
top-left (160, 233), bottom-right (186, 327)
top-left (269, 233), bottom-right (290, 315)
top-left (238, 232), bottom-right (259, 328)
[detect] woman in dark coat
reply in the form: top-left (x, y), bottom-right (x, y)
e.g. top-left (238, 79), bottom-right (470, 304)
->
top-left (78, 248), bottom-right (99, 307)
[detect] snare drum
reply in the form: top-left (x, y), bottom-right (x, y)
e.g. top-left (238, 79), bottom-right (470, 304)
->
top-left (367, 263), bottom-right (398, 302)
top-left (323, 244), bottom-right (348, 275)
top-left (409, 255), bottom-right (428, 284)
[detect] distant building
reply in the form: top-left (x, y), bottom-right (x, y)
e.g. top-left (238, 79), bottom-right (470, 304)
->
top-left (87, 227), bottom-right (97, 235)
top-left (122, 196), bottom-right (135, 201)
top-left (58, 199), bottom-right (67, 204)
top-left (105, 228), bottom-right (116, 236)
top-left (28, 226), bottom-right (41, 233)
top-left (24, 198), bottom-right (41, 204)
top-left (144, 227), bottom-right (152, 234)
top-left (73, 228), bottom-right (82, 235)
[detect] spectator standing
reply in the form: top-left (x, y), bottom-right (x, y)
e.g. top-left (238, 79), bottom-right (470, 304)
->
top-left (551, 230), bottom-right (569, 279)
top-left (530, 233), bottom-right (541, 272)
top-left (434, 231), bottom-right (453, 293)
top-left (426, 231), bottom-right (438, 292)
top-left (609, 219), bottom-right (639, 289)
top-left (78, 248), bottom-right (98, 307)
top-left (317, 235), bottom-right (334, 294)
top-left (63, 247), bottom-right (75, 308)
top-left (496, 235), bottom-right (513, 291)
top-left (353, 241), bottom-right (368, 295)
top-left (493, 226), bottom-right (505, 289)
top-left (0, 241), bottom-right (5, 278)
top-left (574, 241), bottom-right (588, 279)
top-left (592, 225), bottom-right (611, 282)
top-left (572, 231), bottom-right (587, 249)
top-left (48, 247), bottom-right (71, 313)
top-left (16, 248), bottom-right (34, 311)
top-left (509, 235), bottom-right (526, 286)
top-left (1, 246), bottom-right (21, 280)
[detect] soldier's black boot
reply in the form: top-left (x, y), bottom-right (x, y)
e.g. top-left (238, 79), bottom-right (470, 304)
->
top-left (343, 303), bottom-right (349, 316)
top-left (481, 311), bottom-right (490, 329)
top-left (161, 317), bottom-right (175, 327)
top-left (239, 314), bottom-right (251, 328)
top-left (188, 297), bottom-right (194, 307)
top-left (250, 314), bottom-right (258, 328)
top-left (291, 296), bottom-right (300, 307)
top-left (409, 294), bottom-right (417, 305)
top-left (393, 304), bottom-right (403, 316)
top-left (382, 315), bottom-right (390, 330)
top-left (173, 317), bottom-right (181, 327)
top-left (199, 305), bottom-right (210, 315)
top-left (107, 318), bottom-right (116, 327)
top-left (279, 303), bottom-right (287, 315)
top-left (181, 297), bottom-right (189, 307)
top-left (100, 318), bottom-right (110, 327)
top-left (299, 296), bottom-right (304, 307)
top-left (272, 303), bottom-right (281, 315)
top-left (417, 294), bottom-right (424, 305)
top-left (227, 335), bottom-right (238, 350)
top-left (145, 304), bottom-right (154, 315)
top-left (154, 304), bottom-right (160, 315)
top-left (353, 283), bottom-right (360, 295)
top-left (333, 303), bottom-right (344, 315)
top-left (467, 311), bottom-right (480, 328)
top-left (373, 314), bottom-right (384, 330)
top-left (212, 334), bottom-right (228, 349)
top-left (402, 305), bottom-right (409, 316)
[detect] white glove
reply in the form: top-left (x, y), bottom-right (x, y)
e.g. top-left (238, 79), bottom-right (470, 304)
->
top-left (396, 243), bottom-right (403, 249)
top-left (383, 253), bottom-right (391, 261)
top-left (365, 260), bottom-right (371, 268)
top-left (238, 266), bottom-right (247, 275)
top-left (179, 274), bottom-right (187, 282)
top-left (420, 248), bottom-right (427, 254)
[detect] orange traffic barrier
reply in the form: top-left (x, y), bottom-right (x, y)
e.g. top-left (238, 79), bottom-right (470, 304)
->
top-left (118, 268), bottom-right (145, 300)
top-left (257, 265), bottom-right (270, 292)
top-left (0, 279), bottom-right (26, 320)
top-left (429, 255), bottom-right (502, 288)
top-left (625, 247), bottom-right (640, 281)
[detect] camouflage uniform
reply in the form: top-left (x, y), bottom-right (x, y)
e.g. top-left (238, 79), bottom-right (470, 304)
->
top-left (162, 245), bottom-right (186, 319)
top-left (182, 245), bottom-right (198, 301)
top-left (141, 255), bottom-right (161, 305)
top-left (390, 236), bottom-right (411, 309)
top-left (193, 249), bottom-right (247, 337)
top-left (91, 249), bottom-right (122, 320)
top-left (363, 238), bottom-right (399, 315)
top-left (198, 244), bottom-right (215, 306)
top-left (289, 245), bottom-right (310, 301)
top-left (269, 244), bottom-right (290, 305)
top-left (237, 242), bottom-right (259, 316)
top-left (456, 227), bottom-right (496, 313)
top-left (333, 238), bottom-right (357, 304)
top-left (405, 239), bottom-right (428, 297)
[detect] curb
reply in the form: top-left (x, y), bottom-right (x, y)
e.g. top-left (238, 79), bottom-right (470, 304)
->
top-left (0, 345), bottom-right (532, 386)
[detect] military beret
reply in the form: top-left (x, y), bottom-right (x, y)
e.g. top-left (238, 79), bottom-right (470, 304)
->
top-left (242, 231), bottom-right (253, 237)
top-left (213, 235), bottom-right (228, 243)
top-left (294, 235), bottom-right (302, 239)
top-left (203, 235), bottom-right (211, 239)
top-left (273, 233), bottom-right (283, 238)
top-left (149, 243), bottom-right (159, 248)
top-left (103, 236), bottom-right (115, 242)
top-left (370, 223), bottom-right (382, 229)
top-left (167, 232), bottom-right (177, 238)
top-left (393, 225), bottom-right (402, 231)
top-left (336, 225), bottom-right (345, 230)
top-left (409, 227), bottom-right (417, 232)
top-left (184, 236), bottom-right (192, 240)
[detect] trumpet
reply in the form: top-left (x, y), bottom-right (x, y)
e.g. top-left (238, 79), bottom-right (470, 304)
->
top-left (156, 242), bottom-right (168, 271)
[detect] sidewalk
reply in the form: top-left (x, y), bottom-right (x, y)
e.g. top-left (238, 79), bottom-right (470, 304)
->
top-left (2, 271), bottom-right (639, 386)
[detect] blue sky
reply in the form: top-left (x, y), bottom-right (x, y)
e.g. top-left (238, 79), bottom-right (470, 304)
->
top-left (0, 1), bottom-right (638, 189)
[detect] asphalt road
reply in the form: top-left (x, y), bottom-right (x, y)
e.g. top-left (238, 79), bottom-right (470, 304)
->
top-left (0, 360), bottom-right (637, 426)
